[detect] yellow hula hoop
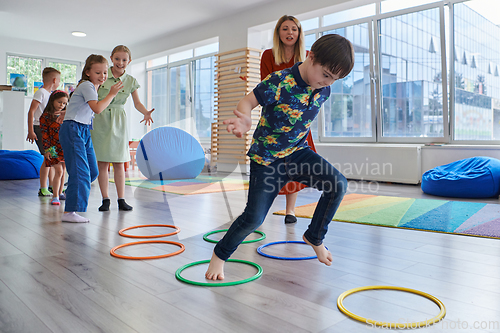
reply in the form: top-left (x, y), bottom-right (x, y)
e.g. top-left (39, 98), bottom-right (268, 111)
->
top-left (337, 285), bottom-right (446, 329)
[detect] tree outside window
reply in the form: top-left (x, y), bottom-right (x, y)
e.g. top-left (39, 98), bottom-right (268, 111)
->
top-left (7, 55), bottom-right (42, 95)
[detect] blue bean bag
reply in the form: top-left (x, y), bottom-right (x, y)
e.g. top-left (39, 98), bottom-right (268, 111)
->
top-left (421, 156), bottom-right (500, 198)
top-left (0, 150), bottom-right (43, 180)
top-left (136, 126), bottom-right (205, 180)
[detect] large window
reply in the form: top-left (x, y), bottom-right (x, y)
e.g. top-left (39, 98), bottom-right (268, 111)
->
top-left (322, 23), bottom-right (373, 140)
top-left (378, 7), bottom-right (444, 139)
top-left (7, 55), bottom-right (42, 95)
top-left (147, 43), bottom-right (217, 140)
top-left (287, 0), bottom-right (500, 144)
top-left (169, 63), bottom-right (190, 126)
top-left (452, 1), bottom-right (500, 141)
top-left (144, 0), bottom-right (500, 144)
top-left (150, 67), bottom-right (168, 126)
top-left (48, 61), bottom-right (78, 93)
top-left (193, 57), bottom-right (216, 138)
top-left (7, 54), bottom-right (80, 95)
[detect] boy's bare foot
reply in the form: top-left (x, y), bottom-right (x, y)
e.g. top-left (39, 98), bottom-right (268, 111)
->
top-left (205, 251), bottom-right (225, 280)
top-left (303, 234), bottom-right (333, 266)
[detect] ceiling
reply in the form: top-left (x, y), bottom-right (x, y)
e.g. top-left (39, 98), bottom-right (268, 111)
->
top-left (0, 0), bottom-right (273, 52)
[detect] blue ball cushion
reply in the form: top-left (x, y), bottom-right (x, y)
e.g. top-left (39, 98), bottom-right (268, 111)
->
top-left (0, 150), bottom-right (43, 180)
top-left (136, 126), bottom-right (205, 180)
top-left (421, 156), bottom-right (500, 198)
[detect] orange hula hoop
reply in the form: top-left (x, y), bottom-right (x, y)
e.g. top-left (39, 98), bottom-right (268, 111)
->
top-left (110, 240), bottom-right (185, 260)
top-left (118, 224), bottom-right (181, 238)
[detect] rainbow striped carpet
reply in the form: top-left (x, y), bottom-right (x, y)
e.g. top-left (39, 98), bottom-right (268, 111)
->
top-left (111, 175), bottom-right (248, 195)
top-left (274, 193), bottom-right (500, 239)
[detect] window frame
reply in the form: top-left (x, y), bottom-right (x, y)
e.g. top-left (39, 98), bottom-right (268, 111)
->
top-left (374, 2), bottom-right (450, 144)
top-left (316, 16), bottom-right (378, 143)
top-left (6, 53), bottom-right (81, 96)
top-left (296, 1), bottom-right (454, 144)
top-left (447, 0), bottom-right (500, 145)
top-left (146, 49), bottom-right (218, 142)
top-left (46, 57), bottom-right (81, 91)
top-left (6, 53), bottom-right (43, 96)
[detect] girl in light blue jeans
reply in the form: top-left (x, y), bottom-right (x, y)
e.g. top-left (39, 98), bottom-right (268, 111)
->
top-left (59, 54), bottom-right (122, 223)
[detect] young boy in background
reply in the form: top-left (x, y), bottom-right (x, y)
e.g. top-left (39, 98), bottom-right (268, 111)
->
top-left (27, 67), bottom-right (61, 196)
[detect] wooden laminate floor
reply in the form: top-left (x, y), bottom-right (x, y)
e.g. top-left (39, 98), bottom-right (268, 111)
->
top-left (1, 168), bottom-right (500, 333)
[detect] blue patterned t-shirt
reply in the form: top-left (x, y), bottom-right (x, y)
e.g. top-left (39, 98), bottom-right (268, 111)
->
top-left (249, 62), bottom-right (331, 165)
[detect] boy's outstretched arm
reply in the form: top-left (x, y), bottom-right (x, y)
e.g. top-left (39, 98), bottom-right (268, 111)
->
top-left (223, 91), bottom-right (258, 138)
top-left (26, 100), bottom-right (40, 143)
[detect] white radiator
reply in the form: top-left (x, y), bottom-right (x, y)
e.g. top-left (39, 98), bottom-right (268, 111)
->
top-left (316, 144), bottom-right (423, 184)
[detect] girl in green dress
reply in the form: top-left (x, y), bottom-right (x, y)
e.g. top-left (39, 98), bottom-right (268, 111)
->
top-left (91, 45), bottom-right (154, 211)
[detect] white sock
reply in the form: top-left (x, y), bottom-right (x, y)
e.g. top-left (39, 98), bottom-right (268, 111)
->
top-left (61, 212), bottom-right (89, 223)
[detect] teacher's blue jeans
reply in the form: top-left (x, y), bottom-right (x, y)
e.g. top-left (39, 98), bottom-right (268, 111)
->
top-left (59, 120), bottom-right (98, 212)
top-left (214, 148), bottom-right (347, 261)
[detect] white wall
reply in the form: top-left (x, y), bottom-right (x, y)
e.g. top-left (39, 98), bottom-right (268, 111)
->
top-left (317, 144), bottom-right (500, 184)
top-left (0, 35), bottom-right (107, 84)
top-left (422, 146), bottom-right (500, 173)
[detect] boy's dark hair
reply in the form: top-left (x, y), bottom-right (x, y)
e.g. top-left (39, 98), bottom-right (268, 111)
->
top-left (310, 34), bottom-right (355, 79)
top-left (42, 67), bottom-right (61, 81)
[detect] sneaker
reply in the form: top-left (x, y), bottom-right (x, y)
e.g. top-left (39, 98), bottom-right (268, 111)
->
top-left (51, 198), bottom-right (60, 205)
top-left (284, 214), bottom-right (297, 224)
top-left (38, 188), bottom-right (52, 197)
top-left (59, 193), bottom-right (66, 200)
top-left (61, 212), bottom-right (89, 223)
top-left (48, 186), bottom-right (53, 193)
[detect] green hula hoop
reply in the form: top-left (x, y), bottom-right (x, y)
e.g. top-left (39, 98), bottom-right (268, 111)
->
top-left (203, 229), bottom-right (266, 244)
top-left (175, 259), bottom-right (263, 287)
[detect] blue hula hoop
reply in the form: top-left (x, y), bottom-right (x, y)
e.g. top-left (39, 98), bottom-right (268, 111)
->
top-left (257, 240), bottom-right (326, 260)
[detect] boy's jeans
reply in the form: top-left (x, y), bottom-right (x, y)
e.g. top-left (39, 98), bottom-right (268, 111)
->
top-left (214, 148), bottom-right (347, 261)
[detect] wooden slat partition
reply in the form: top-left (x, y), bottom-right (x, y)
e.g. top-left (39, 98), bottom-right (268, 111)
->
top-left (211, 47), bottom-right (262, 169)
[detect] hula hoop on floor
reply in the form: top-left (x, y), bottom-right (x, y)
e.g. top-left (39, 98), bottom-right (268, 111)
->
top-left (110, 240), bottom-right (185, 260)
top-left (175, 259), bottom-right (263, 287)
top-left (203, 229), bottom-right (266, 244)
top-left (118, 224), bottom-right (181, 238)
top-left (337, 285), bottom-right (446, 329)
top-left (257, 241), bottom-right (325, 260)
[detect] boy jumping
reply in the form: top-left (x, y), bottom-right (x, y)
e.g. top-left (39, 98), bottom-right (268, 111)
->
top-left (206, 34), bottom-right (355, 280)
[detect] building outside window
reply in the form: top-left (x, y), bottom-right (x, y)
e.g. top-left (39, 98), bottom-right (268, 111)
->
top-left (296, 0), bottom-right (500, 144)
top-left (378, 7), bottom-right (444, 139)
top-left (452, 1), bottom-right (500, 141)
top-left (323, 23), bottom-right (373, 140)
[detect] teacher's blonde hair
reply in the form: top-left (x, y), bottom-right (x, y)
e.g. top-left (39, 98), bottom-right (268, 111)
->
top-left (272, 15), bottom-right (306, 65)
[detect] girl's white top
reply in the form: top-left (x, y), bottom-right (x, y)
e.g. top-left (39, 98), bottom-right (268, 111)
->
top-left (64, 81), bottom-right (98, 125)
